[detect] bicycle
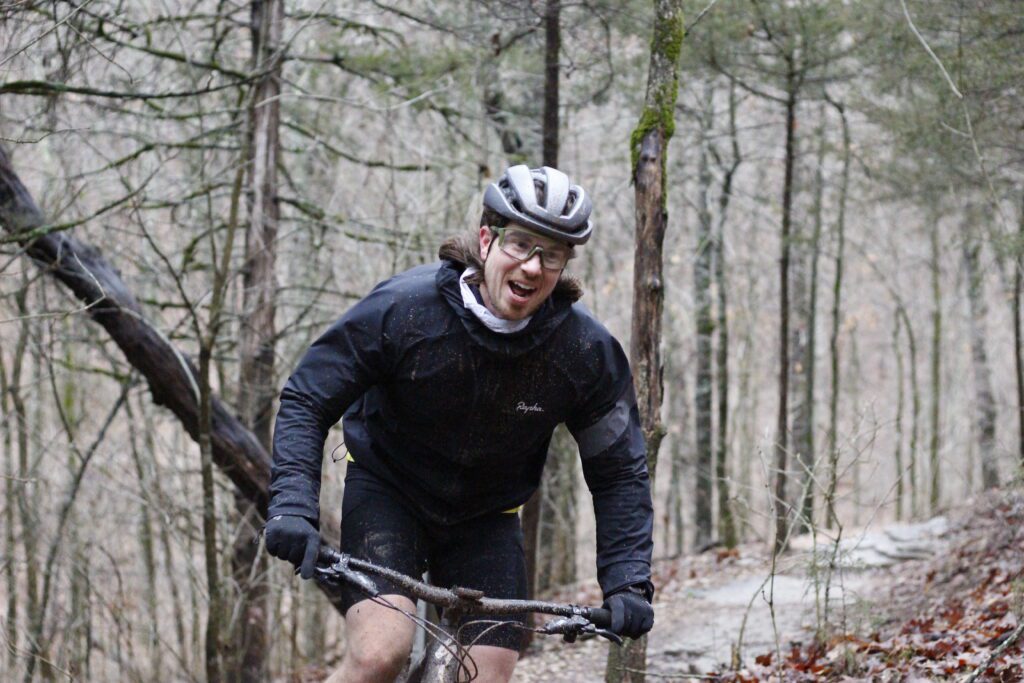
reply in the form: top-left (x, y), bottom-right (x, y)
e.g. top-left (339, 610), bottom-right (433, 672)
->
top-left (315, 545), bottom-right (622, 682)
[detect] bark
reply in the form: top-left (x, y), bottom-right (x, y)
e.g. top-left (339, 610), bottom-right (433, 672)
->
top-left (231, 1), bottom-right (284, 677)
top-left (0, 148), bottom-right (347, 608)
top-left (824, 95), bottom-right (849, 529)
top-left (694, 84), bottom-right (714, 550)
top-left (607, 2), bottom-right (683, 680)
top-left (788, 203), bottom-right (809, 534)
top-left (960, 215), bottom-right (999, 490)
top-left (665, 354), bottom-right (689, 557)
top-left (199, 345), bottom-right (224, 683)
top-left (796, 110), bottom-right (826, 533)
top-left (714, 82), bottom-right (740, 550)
top-left (892, 311), bottom-right (906, 521)
top-left (929, 218), bottom-right (942, 512)
top-left (126, 398), bottom-right (162, 677)
top-left (905, 308), bottom-right (921, 518)
top-left (2, 277), bottom-right (29, 672)
top-left (542, 0), bottom-right (560, 169)
top-left (10, 285), bottom-right (40, 679)
top-left (1016, 190), bottom-right (1024, 468)
top-left (773, 74), bottom-right (797, 553)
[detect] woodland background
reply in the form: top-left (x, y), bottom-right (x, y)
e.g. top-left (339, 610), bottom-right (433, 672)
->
top-left (1, 0), bottom-right (1022, 681)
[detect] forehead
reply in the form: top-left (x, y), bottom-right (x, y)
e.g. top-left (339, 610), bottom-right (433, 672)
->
top-left (503, 224), bottom-right (572, 250)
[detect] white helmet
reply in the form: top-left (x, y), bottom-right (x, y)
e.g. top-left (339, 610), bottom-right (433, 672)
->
top-left (483, 165), bottom-right (594, 245)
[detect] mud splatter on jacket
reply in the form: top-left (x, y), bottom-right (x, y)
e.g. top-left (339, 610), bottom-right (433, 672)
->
top-left (269, 248), bottom-right (654, 597)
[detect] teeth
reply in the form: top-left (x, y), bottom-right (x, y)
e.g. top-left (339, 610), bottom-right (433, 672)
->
top-left (510, 282), bottom-right (535, 295)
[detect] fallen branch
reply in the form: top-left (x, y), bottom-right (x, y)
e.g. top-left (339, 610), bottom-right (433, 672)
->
top-left (0, 144), bottom-right (343, 606)
top-left (962, 619), bottom-right (1024, 683)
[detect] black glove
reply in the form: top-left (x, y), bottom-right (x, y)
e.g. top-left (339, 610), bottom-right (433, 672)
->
top-left (603, 585), bottom-right (654, 639)
top-left (264, 514), bottom-right (320, 580)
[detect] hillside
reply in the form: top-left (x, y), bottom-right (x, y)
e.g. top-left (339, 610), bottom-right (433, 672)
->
top-left (513, 489), bottom-right (1024, 682)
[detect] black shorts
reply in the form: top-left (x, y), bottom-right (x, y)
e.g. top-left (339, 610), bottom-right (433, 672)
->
top-left (339, 462), bottom-right (528, 651)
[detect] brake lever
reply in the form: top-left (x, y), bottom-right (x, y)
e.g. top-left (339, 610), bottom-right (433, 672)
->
top-left (591, 628), bottom-right (623, 646)
top-left (540, 616), bottom-right (624, 646)
top-left (313, 554), bottom-right (380, 597)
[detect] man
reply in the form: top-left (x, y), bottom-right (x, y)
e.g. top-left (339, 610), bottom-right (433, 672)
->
top-left (265, 165), bottom-right (654, 683)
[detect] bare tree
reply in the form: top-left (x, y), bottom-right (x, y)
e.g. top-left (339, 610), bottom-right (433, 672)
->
top-left (230, 1), bottom-right (285, 678)
top-left (960, 208), bottom-right (999, 490)
top-left (713, 82), bottom-right (741, 549)
top-left (693, 81), bottom-right (714, 550)
top-left (607, 1), bottom-right (684, 680)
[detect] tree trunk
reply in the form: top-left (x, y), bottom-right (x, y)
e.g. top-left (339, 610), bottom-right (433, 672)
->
top-left (892, 310), bottom-right (906, 521)
top-left (929, 217), bottom-right (942, 512)
top-left (824, 95), bottom-right (849, 529)
top-left (2, 277), bottom-right (29, 674)
top-left (694, 83), bottom-right (714, 550)
top-left (542, 0), bottom-right (560, 169)
top-left (795, 109), bottom-right (826, 533)
top-left (905, 308), bottom-right (921, 519)
top-left (773, 75), bottom-right (798, 553)
top-left (607, 2), bottom-right (683, 680)
top-left (714, 82), bottom-right (740, 550)
top-left (960, 214), bottom-right (999, 490)
top-left (1015, 190), bottom-right (1024, 469)
top-left (230, 1), bottom-right (284, 677)
top-left (126, 398), bottom-right (162, 677)
top-left (11, 288), bottom-right (41, 681)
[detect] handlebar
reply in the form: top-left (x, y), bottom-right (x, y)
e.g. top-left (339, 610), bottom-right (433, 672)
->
top-left (315, 543), bottom-right (621, 644)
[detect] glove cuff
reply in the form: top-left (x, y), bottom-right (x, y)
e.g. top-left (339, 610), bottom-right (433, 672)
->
top-left (608, 581), bottom-right (654, 603)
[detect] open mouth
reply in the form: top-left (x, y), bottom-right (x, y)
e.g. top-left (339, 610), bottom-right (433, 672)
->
top-left (508, 281), bottom-right (536, 299)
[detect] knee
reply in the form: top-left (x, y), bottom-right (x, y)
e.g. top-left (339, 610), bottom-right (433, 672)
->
top-left (340, 639), bottom-right (410, 683)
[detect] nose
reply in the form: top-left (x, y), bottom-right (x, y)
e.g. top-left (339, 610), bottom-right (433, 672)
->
top-left (520, 252), bottom-right (543, 276)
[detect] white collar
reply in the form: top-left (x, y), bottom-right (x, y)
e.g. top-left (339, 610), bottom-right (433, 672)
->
top-left (459, 267), bottom-right (532, 334)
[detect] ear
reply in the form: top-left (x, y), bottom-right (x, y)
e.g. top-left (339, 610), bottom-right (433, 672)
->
top-left (479, 226), bottom-right (493, 260)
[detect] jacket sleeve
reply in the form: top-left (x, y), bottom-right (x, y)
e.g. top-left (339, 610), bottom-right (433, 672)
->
top-left (268, 287), bottom-right (393, 526)
top-left (567, 336), bottom-right (654, 600)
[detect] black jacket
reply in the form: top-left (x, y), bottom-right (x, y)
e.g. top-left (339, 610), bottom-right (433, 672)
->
top-left (270, 249), bottom-right (654, 597)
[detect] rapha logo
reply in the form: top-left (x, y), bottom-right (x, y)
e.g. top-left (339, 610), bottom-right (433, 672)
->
top-left (516, 401), bottom-right (544, 414)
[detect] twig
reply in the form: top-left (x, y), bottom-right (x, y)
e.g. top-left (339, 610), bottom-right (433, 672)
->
top-left (0, 0), bottom-right (98, 69)
top-left (961, 619), bottom-right (1024, 683)
top-left (685, 0), bottom-right (722, 34)
top-left (898, 0), bottom-right (962, 99)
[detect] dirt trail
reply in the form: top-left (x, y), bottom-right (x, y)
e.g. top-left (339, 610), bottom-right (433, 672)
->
top-left (511, 518), bottom-right (950, 682)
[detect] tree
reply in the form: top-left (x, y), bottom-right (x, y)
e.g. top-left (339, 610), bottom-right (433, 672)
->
top-left (693, 80), bottom-right (715, 550)
top-left (230, 1), bottom-right (285, 679)
top-left (607, 1), bottom-right (684, 680)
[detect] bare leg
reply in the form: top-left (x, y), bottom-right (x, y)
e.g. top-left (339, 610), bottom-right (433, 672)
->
top-left (458, 645), bottom-right (519, 683)
top-left (325, 595), bottom-right (416, 683)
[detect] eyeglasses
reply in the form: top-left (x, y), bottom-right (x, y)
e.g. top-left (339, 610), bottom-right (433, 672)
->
top-left (493, 227), bottom-right (574, 271)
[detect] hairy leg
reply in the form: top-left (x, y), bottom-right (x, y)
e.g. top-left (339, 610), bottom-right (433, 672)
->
top-left (325, 595), bottom-right (416, 683)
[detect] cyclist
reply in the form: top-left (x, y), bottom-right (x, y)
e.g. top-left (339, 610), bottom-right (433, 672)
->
top-left (265, 165), bottom-right (655, 683)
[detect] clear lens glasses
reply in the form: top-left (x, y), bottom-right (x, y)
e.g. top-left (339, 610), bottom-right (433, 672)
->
top-left (495, 228), bottom-right (573, 271)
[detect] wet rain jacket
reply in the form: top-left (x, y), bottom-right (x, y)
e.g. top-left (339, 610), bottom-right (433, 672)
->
top-left (269, 244), bottom-right (654, 597)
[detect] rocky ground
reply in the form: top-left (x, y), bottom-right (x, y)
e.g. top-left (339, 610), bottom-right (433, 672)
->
top-left (511, 491), bottom-right (1024, 682)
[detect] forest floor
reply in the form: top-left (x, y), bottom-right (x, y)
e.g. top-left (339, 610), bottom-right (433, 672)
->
top-left (512, 488), bottom-right (1024, 682)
